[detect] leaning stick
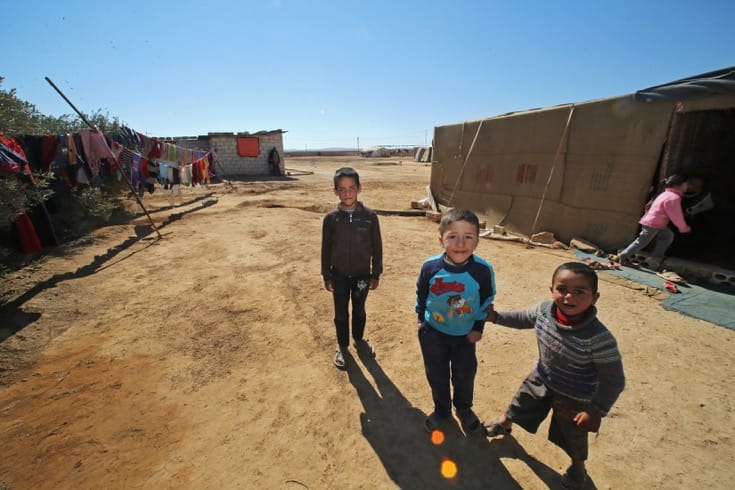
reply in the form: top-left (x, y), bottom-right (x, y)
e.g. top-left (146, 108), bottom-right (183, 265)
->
top-left (45, 76), bottom-right (162, 239)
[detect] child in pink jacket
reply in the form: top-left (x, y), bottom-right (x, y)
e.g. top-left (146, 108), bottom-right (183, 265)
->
top-left (618, 175), bottom-right (691, 266)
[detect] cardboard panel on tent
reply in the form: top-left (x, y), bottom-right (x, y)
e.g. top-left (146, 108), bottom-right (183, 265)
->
top-left (432, 107), bottom-right (572, 203)
top-left (556, 99), bottom-right (674, 244)
top-left (466, 194), bottom-right (639, 250)
top-left (440, 187), bottom-right (637, 250)
top-left (431, 95), bottom-right (681, 248)
top-left (443, 190), bottom-right (514, 227)
top-left (534, 200), bottom-right (641, 250)
top-left (564, 96), bottom-right (672, 154)
top-left (561, 153), bottom-right (654, 214)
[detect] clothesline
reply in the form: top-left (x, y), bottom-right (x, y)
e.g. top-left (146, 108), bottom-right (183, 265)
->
top-left (117, 126), bottom-right (212, 167)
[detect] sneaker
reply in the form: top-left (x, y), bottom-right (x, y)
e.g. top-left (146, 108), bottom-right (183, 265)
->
top-left (423, 411), bottom-right (450, 433)
top-left (354, 339), bottom-right (376, 357)
top-left (333, 349), bottom-right (346, 369)
top-left (561, 465), bottom-right (588, 489)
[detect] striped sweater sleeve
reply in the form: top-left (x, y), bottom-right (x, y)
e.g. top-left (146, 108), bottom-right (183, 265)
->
top-left (493, 303), bottom-right (541, 329)
top-left (589, 330), bottom-right (626, 416)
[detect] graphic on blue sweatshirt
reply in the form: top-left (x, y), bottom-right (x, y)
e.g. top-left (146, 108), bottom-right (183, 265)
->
top-left (416, 253), bottom-right (496, 336)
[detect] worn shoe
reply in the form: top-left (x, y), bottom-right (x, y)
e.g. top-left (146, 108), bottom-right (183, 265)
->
top-left (483, 419), bottom-right (512, 437)
top-left (619, 257), bottom-right (639, 268)
top-left (423, 412), bottom-right (450, 433)
top-left (561, 465), bottom-right (588, 489)
top-left (456, 408), bottom-right (485, 435)
top-left (333, 349), bottom-right (346, 369)
top-left (354, 339), bottom-right (376, 357)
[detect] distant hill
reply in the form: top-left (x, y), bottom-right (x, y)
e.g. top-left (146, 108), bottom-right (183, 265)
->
top-left (285, 147), bottom-right (355, 152)
top-left (284, 148), bottom-right (359, 157)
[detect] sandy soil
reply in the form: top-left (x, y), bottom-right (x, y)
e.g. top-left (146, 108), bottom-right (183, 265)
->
top-left (1, 155), bottom-right (733, 489)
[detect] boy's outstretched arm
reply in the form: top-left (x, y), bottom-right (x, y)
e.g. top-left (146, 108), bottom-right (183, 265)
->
top-left (486, 303), bottom-right (539, 329)
top-left (485, 304), bottom-right (496, 323)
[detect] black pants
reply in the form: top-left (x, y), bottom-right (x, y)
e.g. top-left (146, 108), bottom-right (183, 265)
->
top-left (418, 323), bottom-right (477, 418)
top-left (331, 272), bottom-right (371, 348)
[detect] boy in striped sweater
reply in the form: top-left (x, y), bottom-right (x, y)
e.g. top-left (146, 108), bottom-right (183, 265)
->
top-left (484, 262), bottom-right (625, 489)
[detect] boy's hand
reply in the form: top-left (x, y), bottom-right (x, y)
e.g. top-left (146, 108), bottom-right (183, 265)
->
top-left (466, 330), bottom-right (482, 343)
top-left (324, 280), bottom-right (334, 292)
top-left (573, 411), bottom-right (601, 432)
top-left (369, 278), bottom-right (379, 290)
top-left (485, 304), bottom-right (497, 323)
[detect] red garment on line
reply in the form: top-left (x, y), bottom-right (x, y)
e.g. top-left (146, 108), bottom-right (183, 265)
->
top-left (15, 213), bottom-right (42, 253)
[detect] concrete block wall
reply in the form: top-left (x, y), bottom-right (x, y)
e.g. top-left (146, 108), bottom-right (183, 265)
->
top-left (209, 132), bottom-right (284, 177)
top-left (170, 131), bottom-right (285, 177)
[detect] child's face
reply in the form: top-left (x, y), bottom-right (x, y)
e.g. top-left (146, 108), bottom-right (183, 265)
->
top-left (439, 220), bottom-right (479, 265)
top-left (334, 176), bottom-right (361, 209)
top-left (550, 270), bottom-right (600, 319)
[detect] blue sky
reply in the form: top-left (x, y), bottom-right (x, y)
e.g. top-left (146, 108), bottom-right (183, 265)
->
top-left (2, 0), bottom-right (733, 150)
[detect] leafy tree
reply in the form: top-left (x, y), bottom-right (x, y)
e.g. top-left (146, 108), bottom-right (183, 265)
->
top-left (0, 76), bottom-right (47, 134)
top-left (1, 76), bottom-right (127, 263)
top-left (0, 171), bottom-right (55, 225)
top-left (1, 76), bottom-right (122, 135)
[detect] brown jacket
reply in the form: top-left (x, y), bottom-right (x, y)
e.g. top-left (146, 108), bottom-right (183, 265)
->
top-left (321, 202), bottom-right (383, 280)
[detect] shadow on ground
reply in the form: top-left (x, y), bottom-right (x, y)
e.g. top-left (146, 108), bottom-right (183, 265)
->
top-left (0, 196), bottom-right (219, 343)
top-left (344, 350), bottom-right (566, 488)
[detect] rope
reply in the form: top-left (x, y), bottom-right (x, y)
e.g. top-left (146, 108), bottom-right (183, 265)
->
top-left (447, 119), bottom-right (485, 207)
top-left (527, 105), bottom-right (575, 247)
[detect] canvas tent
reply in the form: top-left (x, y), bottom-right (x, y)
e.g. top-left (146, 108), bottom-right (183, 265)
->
top-left (431, 67), bottom-right (735, 269)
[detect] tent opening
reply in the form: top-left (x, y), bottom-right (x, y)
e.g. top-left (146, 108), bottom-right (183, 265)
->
top-left (664, 108), bottom-right (735, 269)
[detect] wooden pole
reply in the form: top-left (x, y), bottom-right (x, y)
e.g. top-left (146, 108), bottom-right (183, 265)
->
top-left (45, 76), bottom-right (162, 239)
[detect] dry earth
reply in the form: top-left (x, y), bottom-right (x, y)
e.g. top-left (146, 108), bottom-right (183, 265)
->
top-left (1, 156), bottom-right (733, 489)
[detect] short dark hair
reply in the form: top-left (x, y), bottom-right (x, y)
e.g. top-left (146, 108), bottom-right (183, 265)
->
top-left (333, 167), bottom-right (360, 188)
top-left (553, 262), bottom-right (599, 293)
top-left (439, 208), bottom-right (480, 235)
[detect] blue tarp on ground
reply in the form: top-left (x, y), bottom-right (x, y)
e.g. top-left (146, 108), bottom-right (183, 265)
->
top-left (574, 250), bottom-right (735, 330)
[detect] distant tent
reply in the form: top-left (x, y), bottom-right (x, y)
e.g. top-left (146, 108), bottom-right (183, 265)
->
top-left (361, 147), bottom-right (390, 158)
top-left (431, 67), bottom-right (735, 268)
top-left (414, 146), bottom-right (433, 162)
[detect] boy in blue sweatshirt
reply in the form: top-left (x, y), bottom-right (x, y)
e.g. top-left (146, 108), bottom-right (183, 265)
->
top-left (416, 208), bottom-right (495, 434)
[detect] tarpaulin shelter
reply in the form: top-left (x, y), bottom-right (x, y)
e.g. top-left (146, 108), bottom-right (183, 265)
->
top-left (431, 67), bottom-right (735, 268)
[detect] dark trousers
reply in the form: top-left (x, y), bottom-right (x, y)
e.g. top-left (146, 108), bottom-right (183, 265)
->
top-left (418, 323), bottom-right (477, 418)
top-left (505, 371), bottom-right (590, 460)
top-left (331, 272), bottom-right (371, 348)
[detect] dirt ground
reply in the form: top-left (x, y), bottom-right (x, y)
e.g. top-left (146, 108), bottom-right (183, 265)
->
top-left (1, 155), bottom-right (733, 489)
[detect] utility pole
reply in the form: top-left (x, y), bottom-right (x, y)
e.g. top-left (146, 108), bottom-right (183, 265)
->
top-left (357, 137), bottom-right (360, 152)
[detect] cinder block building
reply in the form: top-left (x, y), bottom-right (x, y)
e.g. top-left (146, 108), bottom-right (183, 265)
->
top-left (172, 130), bottom-right (285, 177)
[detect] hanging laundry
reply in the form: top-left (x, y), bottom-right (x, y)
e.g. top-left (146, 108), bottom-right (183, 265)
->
top-left (13, 213), bottom-right (42, 253)
top-left (192, 159), bottom-right (202, 185)
top-left (80, 129), bottom-right (117, 176)
top-left (14, 135), bottom-right (43, 172)
top-left (148, 139), bottom-right (163, 159)
top-left (40, 135), bottom-right (58, 171)
top-left (0, 135), bottom-right (27, 173)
